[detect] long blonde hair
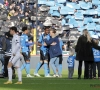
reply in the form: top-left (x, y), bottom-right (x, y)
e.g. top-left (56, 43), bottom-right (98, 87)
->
top-left (83, 29), bottom-right (92, 42)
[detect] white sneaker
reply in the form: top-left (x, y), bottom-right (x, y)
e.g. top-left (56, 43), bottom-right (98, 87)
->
top-left (27, 74), bottom-right (34, 78)
top-left (53, 74), bottom-right (59, 77)
top-left (56, 74), bottom-right (60, 77)
top-left (45, 74), bottom-right (52, 77)
top-left (34, 73), bottom-right (41, 77)
top-left (53, 75), bottom-right (56, 77)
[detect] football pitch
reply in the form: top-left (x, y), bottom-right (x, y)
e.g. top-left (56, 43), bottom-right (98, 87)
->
top-left (0, 70), bottom-right (100, 90)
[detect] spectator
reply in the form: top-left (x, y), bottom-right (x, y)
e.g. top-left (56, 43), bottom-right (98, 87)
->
top-left (75, 29), bottom-right (100, 79)
top-left (92, 35), bottom-right (100, 79)
top-left (67, 50), bottom-right (75, 79)
top-left (0, 31), bottom-right (6, 74)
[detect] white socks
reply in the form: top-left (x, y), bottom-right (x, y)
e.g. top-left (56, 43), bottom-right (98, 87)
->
top-left (8, 67), bottom-right (12, 81)
top-left (17, 68), bottom-right (22, 82)
top-left (8, 67), bottom-right (22, 82)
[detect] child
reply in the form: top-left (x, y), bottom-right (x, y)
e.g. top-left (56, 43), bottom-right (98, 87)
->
top-left (92, 35), bottom-right (100, 79)
top-left (67, 50), bottom-right (75, 79)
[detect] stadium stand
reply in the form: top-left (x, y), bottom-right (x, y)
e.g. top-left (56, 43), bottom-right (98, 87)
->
top-left (0, 0), bottom-right (100, 51)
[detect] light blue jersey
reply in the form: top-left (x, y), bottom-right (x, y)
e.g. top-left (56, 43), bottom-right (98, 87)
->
top-left (21, 34), bottom-right (33, 53)
top-left (38, 34), bottom-right (50, 52)
top-left (67, 56), bottom-right (76, 68)
top-left (92, 48), bottom-right (100, 62)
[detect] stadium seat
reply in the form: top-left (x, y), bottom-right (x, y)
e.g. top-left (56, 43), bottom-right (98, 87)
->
top-left (74, 11), bottom-right (83, 20)
top-left (78, 26), bottom-right (86, 32)
top-left (51, 11), bottom-right (60, 17)
top-left (48, 9), bottom-right (53, 14)
top-left (45, 17), bottom-right (55, 21)
top-left (60, 6), bottom-right (75, 15)
top-left (84, 9), bottom-right (97, 15)
top-left (97, 32), bottom-right (100, 37)
top-left (92, 0), bottom-right (100, 6)
top-left (93, 18), bottom-right (100, 23)
top-left (73, 23), bottom-right (78, 28)
top-left (51, 19), bottom-right (60, 26)
top-left (61, 19), bottom-right (66, 26)
top-left (62, 25), bottom-right (70, 30)
top-left (38, 0), bottom-right (46, 5)
top-left (50, 6), bottom-right (59, 11)
top-left (76, 21), bottom-right (83, 28)
top-left (57, 0), bottom-right (66, 4)
top-left (60, 7), bottom-right (68, 15)
top-left (96, 25), bottom-right (100, 31)
top-left (66, 2), bottom-right (80, 9)
top-left (96, 5), bottom-right (100, 16)
top-left (86, 23), bottom-right (96, 30)
top-left (67, 7), bottom-right (75, 14)
top-left (45, 1), bottom-right (55, 6)
top-left (55, 3), bottom-right (64, 7)
top-left (98, 4), bottom-right (100, 9)
top-left (97, 11), bottom-right (100, 16)
top-left (84, 17), bottom-right (93, 25)
top-left (39, 5), bottom-right (50, 11)
top-left (89, 31), bottom-right (95, 36)
top-left (79, 1), bottom-right (92, 10)
top-left (77, 10), bottom-right (85, 14)
top-left (65, 15), bottom-right (74, 19)
top-left (68, 18), bottom-right (78, 28)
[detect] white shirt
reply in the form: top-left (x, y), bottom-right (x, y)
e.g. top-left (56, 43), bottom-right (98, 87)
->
top-left (12, 34), bottom-right (20, 55)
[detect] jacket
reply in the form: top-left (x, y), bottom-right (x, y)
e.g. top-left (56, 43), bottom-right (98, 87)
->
top-left (75, 35), bottom-right (100, 61)
top-left (0, 35), bottom-right (6, 54)
top-left (45, 36), bottom-right (62, 59)
top-left (67, 56), bottom-right (76, 68)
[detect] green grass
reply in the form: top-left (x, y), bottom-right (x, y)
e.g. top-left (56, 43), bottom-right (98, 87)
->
top-left (0, 70), bottom-right (100, 90)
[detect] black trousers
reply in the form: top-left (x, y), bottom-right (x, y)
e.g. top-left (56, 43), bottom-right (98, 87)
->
top-left (78, 61), bottom-right (84, 78)
top-left (93, 62), bottom-right (100, 78)
top-left (84, 61), bottom-right (94, 79)
top-left (78, 61), bottom-right (93, 79)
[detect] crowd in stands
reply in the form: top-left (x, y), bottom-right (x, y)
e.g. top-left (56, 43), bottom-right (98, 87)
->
top-left (0, 0), bottom-right (100, 51)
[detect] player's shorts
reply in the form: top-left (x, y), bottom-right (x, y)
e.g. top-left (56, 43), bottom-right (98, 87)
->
top-left (22, 52), bottom-right (30, 61)
top-left (40, 50), bottom-right (49, 61)
top-left (9, 54), bottom-right (21, 67)
top-left (59, 55), bottom-right (63, 64)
